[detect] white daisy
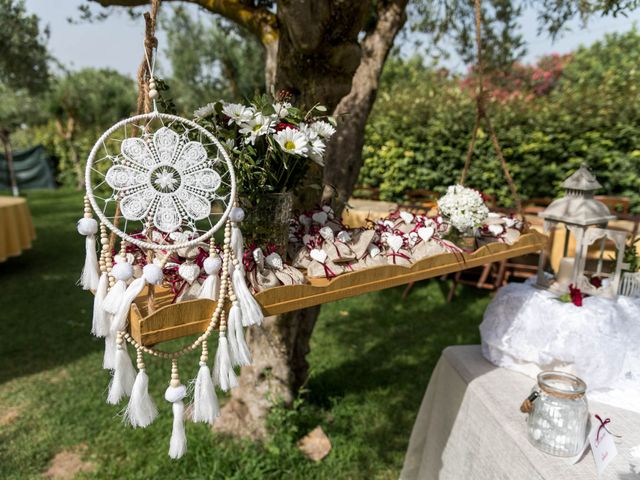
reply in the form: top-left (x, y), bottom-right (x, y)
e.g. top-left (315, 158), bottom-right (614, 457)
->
top-left (273, 102), bottom-right (292, 118)
top-left (274, 127), bottom-right (308, 156)
top-left (239, 113), bottom-right (276, 144)
top-left (308, 137), bottom-right (326, 166)
top-left (194, 102), bottom-right (217, 119)
top-left (222, 102), bottom-right (255, 126)
top-left (311, 120), bottom-right (336, 139)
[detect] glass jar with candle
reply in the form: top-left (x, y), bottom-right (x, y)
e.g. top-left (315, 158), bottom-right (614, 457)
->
top-left (521, 371), bottom-right (589, 457)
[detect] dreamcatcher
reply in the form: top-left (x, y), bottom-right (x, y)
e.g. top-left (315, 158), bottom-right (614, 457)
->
top-left (77, 0), bottom-right (261, 459)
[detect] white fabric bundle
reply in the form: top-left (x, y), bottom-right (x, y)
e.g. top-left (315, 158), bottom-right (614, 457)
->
top-left (165, 384), bottom-right (188, 459)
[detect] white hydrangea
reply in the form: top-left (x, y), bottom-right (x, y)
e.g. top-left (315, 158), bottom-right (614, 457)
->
top-left (437, 184), bottom-right (489, 233)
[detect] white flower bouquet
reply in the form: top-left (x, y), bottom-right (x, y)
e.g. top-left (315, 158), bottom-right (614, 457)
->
top-left (194, 93), bottom-right (335, 205)
top-left (437, 184), bottom-right (489, 234)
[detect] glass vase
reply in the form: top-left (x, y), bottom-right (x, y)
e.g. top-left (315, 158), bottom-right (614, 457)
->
top-left (525, 371), bottom-right (589, 457)
top-left (241, 192), bottom-right (293, 256)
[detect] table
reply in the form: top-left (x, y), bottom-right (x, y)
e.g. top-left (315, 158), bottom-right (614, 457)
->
top-left (480, 281), bottom-right (640, 413)
top-left (0, 196), bottom-right (36, 262)
top-left (401, 345), bottom-right (640, 480)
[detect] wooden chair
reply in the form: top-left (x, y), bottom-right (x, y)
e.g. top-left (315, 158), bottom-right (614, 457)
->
top-left (595, 195), bottom-right (631, 215)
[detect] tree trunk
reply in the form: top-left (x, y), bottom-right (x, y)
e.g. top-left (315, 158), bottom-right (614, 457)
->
top-left (0, 130), bottom-right (19, 197)
top-left (323, 0), bottom-right (409, 208)
top-left (215, 0), bottom-right (408, 439)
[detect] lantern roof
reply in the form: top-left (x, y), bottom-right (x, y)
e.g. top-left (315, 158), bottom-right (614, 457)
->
top-left (561, 164), bottom-right (602, 191)
top-left (538, 165), bottom-right (615, 226)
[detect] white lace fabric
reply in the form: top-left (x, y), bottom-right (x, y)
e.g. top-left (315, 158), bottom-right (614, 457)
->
top-left (480, 280), bottom-right (640, 413)
top-left (105, 127), bottom-right (222, 233)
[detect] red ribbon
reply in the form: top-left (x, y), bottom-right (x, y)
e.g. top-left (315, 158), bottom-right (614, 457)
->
top-left (595, 414), bottom-right (620, 442)
top-left (322, 263), bottom-right (337, 279)
top-left (387, 251), bottom-right (411, 264)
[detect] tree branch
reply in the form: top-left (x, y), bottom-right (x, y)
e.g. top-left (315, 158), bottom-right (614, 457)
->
top-left (89, 0), bottom-right (278, 45)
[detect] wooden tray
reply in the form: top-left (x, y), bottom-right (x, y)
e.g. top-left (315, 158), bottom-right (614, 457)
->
top-left (129, 230), bottom-right (548, 346)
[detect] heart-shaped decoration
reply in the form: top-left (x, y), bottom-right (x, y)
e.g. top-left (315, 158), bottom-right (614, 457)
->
top-left (399, 211), bottom-right (415, 224)
top-left (312, 211), bottom-right (328, 225)
top-left (178, 262), bottom-right (201, 285)
top-left (387, 234), bottom-right (404, 253)
top-left (310, 248), bottom-right (328, 264)
top-left (418, 226), bottom-right (435, 242)
top-left (368, 244), bottom-right (381, 258)
top-left (319, 226), bottom-right (334, 242)
top-left (253, 248), bottom-right (265, 270)
top-left (504, 217), bottom-right (517, 228)
top-left (488, 224), bottom-right (505, 236)
top-left (337, 230), bottom-right (351, 243)
top-left (266, 253), bottom-right (284, 270)
top-left (299, 214), bottom-right (312, 227)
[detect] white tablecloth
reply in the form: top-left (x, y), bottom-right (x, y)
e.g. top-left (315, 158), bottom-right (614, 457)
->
top-left (401, 345), bottom-right (640, 480)
top-left (480, 281), bottom-right (640, 413)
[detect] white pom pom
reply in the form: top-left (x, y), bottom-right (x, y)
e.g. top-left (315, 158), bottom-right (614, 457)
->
top-left (203, 255), bottom-right (222, 275)
top-left (230, 207), bottom-right (245, 223)
top-left (143, 264), bottom-right (164, 285)
top-left (164, 384), bottom-right (187, 403)
top-left (77, 217), bottom-right (98, 236)
top-left (112, 262), bottom-right (133, 282)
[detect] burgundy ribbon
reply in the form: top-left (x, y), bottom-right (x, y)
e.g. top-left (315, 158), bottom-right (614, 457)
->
top-left (322, 262), bottom-right (337, 279)
top-left (595, 414), bottom-right (621, 442)
top-left (387, 250), bottom-right (411, 264)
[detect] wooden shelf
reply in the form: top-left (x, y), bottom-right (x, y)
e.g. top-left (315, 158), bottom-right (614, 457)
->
top-left (128, 230), bottom-right (548, 346)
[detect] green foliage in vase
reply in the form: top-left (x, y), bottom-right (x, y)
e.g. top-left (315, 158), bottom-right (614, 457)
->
top-left (194, 94), bottom-right (335, 205)
top-left (360, 29), bottom-right (640, 211)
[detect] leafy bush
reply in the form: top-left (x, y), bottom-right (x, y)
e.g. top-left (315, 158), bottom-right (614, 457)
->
top-left (360, 29), bottom-right (640, 211)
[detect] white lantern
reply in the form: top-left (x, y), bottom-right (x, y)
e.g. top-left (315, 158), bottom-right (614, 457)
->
top-left (535, 165), bottom-right (627, 298)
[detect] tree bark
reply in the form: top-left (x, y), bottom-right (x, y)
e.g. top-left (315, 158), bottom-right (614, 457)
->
top-left (323, 0), bottom-right (409, 209)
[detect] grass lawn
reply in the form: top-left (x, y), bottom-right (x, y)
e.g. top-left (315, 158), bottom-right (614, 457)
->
top-left (0, 190), bottom-right (490, 479)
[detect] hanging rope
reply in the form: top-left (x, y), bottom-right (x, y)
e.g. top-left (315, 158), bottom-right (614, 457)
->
top-left (459, 0), bottom-right (523, 218)
top-left (109, 0), bottom-right (161, 268)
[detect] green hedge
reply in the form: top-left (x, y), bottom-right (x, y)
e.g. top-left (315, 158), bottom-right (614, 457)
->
top-left (360, 30), bottom-right (640, 211)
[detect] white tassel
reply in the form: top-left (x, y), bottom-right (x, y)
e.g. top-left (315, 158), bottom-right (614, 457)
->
top-left (165, 361), bottom-right (187, 459)
top-left (231, 225), bottom-right (244, 264)
top-left (102, 260), bottom-right (133, 314)
top-left (232, 304), bottom-right (252, 366)
top-left (226, 304), bottom-right (240, 366)
top-left (78, 217), bottom-right (99, 291)
top-left (111, 277), bottom-right (145, 334)
top-left (124, 351), bottom-right (158, 428)
top-left (103, 331), bottom-right (116, 370)
top-left (92, 272), bottom-right (109, 337)
top-left (212, 333), bottom-right (238, 392)
top-left (232, 268), bottom-right (263, 326)
top-left (107, 339), bottom-right (136, 404)
top-left (229, 207), bottom-right (245, 263)
top-left (197, 274), bottom-right (219, 300)
top-left (192, 363), bottom-right (220, 424)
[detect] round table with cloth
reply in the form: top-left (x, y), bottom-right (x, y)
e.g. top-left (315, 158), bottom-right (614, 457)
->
top-left (480, 279), bottom-right (640, 413)
top-left (0, 196), bottom-right (36, 262)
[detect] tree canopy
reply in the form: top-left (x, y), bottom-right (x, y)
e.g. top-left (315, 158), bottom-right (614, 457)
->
top-left (0, 0), bottom-right (51, 94)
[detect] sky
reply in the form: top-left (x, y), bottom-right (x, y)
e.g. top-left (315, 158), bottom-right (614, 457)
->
top-left (24, 0), bottom-right (639, 77)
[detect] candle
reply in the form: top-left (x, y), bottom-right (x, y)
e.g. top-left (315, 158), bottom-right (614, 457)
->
top-left (556, 257), bottom-right (575, 286)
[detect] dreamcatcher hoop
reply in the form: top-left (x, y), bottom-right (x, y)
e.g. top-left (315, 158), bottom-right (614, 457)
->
top-left (85, 110), bottom-right (236, 251)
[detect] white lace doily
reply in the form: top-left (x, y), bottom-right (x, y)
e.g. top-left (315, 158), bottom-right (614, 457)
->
top-left (85, 112), bottom-right (235, 251)
top-left (480, 279), bottom-right (640, 413)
